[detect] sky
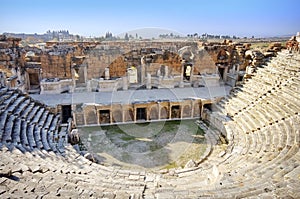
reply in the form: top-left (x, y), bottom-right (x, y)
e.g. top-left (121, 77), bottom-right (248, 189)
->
top-left (1, 0), bottom-right (299, 37)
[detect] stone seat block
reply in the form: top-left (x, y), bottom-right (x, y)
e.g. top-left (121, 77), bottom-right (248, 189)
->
top-left (26, 106), bottom-right (40, 122)
top-left (26, 125), bottom-right (37, 148)
top-left (20, 120), bottom-right (29, 149)
top-left (12, 118), bottom-right (21, 144)
top-left (43, 114), bottom-right (53, 129)
top-left (13, 98), bottom-right (31, 116)
top-left (3, 116), bottom-right (14, 143)
top-left (31, 107), bottom-right (45, 124)
top-left (20, 102), bottom-right (35, 119)
top-left (49, 114), bottom-right (60, 132)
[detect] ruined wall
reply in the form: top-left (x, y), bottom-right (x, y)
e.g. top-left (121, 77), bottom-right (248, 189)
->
top-left (101, 41), bottom-right (198, 53)
top-left (202, 41), bottom-right (253, 71)
top-left (0, 35), bottom-right (24, 88)
top-left (0, 38), bottom-right (266, 93)
top-left (73, 99), bottom-right (203, 126)
top-left (85, 46), bottom-right (123, 79)
top-left (83, 41), bottom-right (198, 80)
top-left (108, 50), bottom-right (182, 78)
top-left (38, 42), bottom-right (96, 80)
top-left (40, 53), bottom-right (73, 79)
top-left (286, 36), bottom-right (299, 51)
top-left (194, 48), bottom-right (217, 74)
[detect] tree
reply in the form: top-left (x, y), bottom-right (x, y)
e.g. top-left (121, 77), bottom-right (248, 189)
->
top-left (124, 33), bottom-right (129, 41)
top-left (105, 32), bottom-right (113, 39)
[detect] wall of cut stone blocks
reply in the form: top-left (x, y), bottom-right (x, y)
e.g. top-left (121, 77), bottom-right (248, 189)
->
top-left (73, 99), bottom-right (205, 126)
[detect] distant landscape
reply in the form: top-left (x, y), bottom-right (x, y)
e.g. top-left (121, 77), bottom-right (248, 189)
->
top-left (3, 28), bottom-right (291, 47)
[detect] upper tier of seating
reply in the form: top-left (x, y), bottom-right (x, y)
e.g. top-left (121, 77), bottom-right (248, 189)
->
top-left (0, 50), bottom-right (299, 198)
top-left (0, 87), bottom-right (67, 154)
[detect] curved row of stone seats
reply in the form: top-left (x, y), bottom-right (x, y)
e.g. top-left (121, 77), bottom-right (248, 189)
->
top-left (1, 50), bottom-right (300, 198)
top-left (146, 50), bottom-right (300, 198)
top-left (142, 113), bottom-right (298, 198)
top-left (189, 117), bottom-right (299, 198)
top-left (187, 50), bottom-right (300, 197)
top-left (222, 52), bottom-right (298, 111)
top-left (221, 56), bottom-right (299, 119)
top-left (0, 145), bottom-right (146, 198)
top-left (0, 91), bottom-right (18, 111)
top-left (0, 87), bottom-right (67, 154)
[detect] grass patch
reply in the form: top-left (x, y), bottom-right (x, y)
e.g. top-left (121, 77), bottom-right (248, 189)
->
top-left (163, 161), bottom-right (177, 170)
top-left (250, 42), bottom-right (269, 49)
top-left (149, 143), bottom-right (163, 151)
top-left (78, 119), bottom-right (207, 170)
top-left (121, 135), bottom-right (135, 141)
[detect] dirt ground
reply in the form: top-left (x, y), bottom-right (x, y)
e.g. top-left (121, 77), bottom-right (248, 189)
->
top-left (78, 120), bottom-right (207, 171)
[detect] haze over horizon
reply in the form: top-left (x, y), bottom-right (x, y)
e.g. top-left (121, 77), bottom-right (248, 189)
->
top-left (1, 0), bottom-right (299, 38)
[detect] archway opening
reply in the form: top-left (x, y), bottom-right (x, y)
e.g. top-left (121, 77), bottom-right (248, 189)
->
top-left (99, 110), bottom-right (110, 124)
top-left (136, 107), bottom-right (147, 121)
top-left (28, 72), bottom-right (40, 90)
top-left (171, 105), bottom-right (181, 118)
top-left (62, 105), bottom-right (72, 123)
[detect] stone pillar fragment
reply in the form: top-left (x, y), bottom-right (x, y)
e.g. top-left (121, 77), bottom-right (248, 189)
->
top-left (179, 65), bottom-right (184, 88)
top-left (105, 68), bottom-right (110, 80)
top-left (164, 65), bottom-right (168, 78)
top-left (146, 73), bottom-right (151, 89)
top-left (122, 76), bottom-right (128, 90)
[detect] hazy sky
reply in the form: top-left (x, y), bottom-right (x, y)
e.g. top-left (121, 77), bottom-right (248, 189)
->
top-left (1, 0), bottom-right (299, 37)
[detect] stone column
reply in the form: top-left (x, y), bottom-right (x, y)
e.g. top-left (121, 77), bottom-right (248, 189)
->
top-left (168, 103), bottom-right (172, 119)
top-left (141, 65), bottom-right (145, 84)
top-left (140, 56), bottom-right (145, 84)
top-left (191, 100), bottom-right (194, 118)
top-left (97, 108), bottom-right (101, 125)
top-left (164, 65), bottom-right (168, 78)
top-left (122, 106), bottom-right (126, 123)
top-left (200, 104), bottom-right (204, 119)
top-left (180, 105), bottom-right (183, 119)
top-left (223, 67), bottom-right (228, 81)
top-left (133, 107), bottom-right (137, 122)
top-left (105, 68), bottom-right (110, 80)
top-left (179, 65), bottom-right (184, 88)
top-left (83, 64), bottom-right (87, 84)
top-left (158, 102), bottom-right (161, 120)
top-left (109, 109), bottom-right (113, 124)
top-left (122, 76), bottom-right (128, 90)
top-left (146, 73), bottom-right (151, 89)
top-left (146, 107), bottom-right (150, 121)
top-left (190, 65), bottom-right (194, 83)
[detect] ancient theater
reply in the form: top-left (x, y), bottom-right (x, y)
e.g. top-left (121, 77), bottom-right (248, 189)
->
top-left (0, 31), bottom-right (300, 198)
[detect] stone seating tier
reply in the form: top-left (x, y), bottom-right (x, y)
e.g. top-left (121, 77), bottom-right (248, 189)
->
top-left (1, 50), bottom-right (300, 198)
top-left (0, 87), bottom-right (68, 156)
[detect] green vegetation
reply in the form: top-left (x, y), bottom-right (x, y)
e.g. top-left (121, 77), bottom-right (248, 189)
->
top-left (250, 42), bottom-right (270, 50)
top-left (78, 119), bottom-right (206, 170)
top-left (163, 161), bottom-right (177, 170)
